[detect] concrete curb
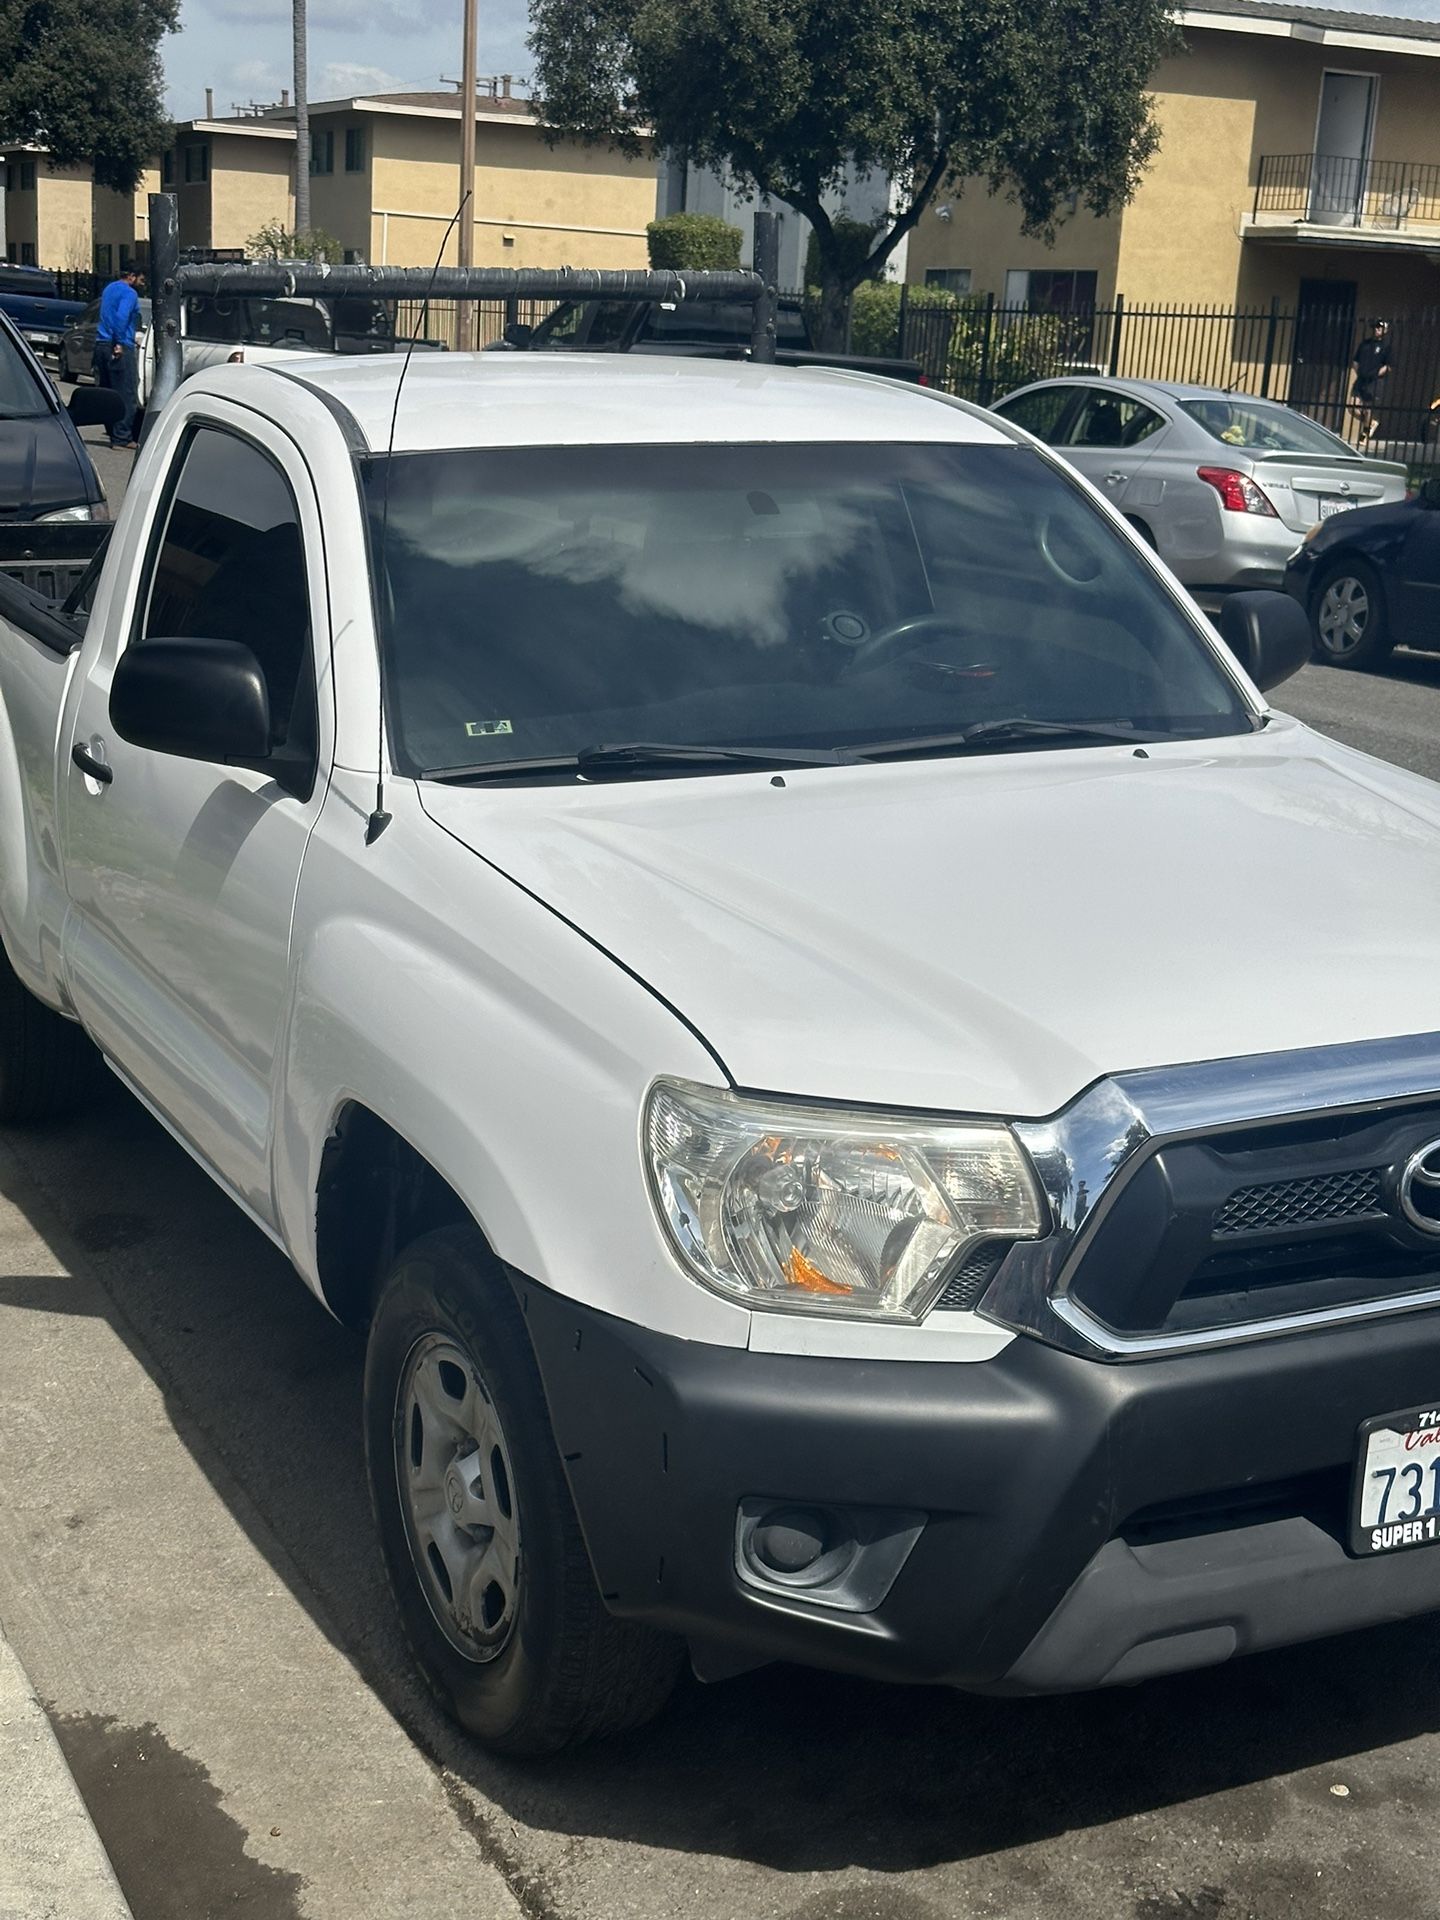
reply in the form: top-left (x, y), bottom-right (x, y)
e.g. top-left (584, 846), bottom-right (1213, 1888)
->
top-left (0, 1624), bottom-right (133, 1920)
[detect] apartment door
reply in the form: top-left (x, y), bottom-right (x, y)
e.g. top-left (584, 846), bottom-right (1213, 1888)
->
top-left (1309, 73), bottom-right (1376, 224)
top-left (1289, 278), bottom-right (1357, 431)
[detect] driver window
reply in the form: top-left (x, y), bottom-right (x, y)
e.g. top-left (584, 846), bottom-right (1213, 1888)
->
top-left (992, 386), bottom-right (1080, 445)
top-left (139, 427), bottom-right (317, 783)
top-left (1067, 391), bottom-right (1166, 450)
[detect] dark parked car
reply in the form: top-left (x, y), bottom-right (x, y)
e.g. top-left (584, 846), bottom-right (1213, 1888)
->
top-left (493, 294), bottom-right (925, 383)
top-left (0, 309), bottom-right (123, 529)
top-left (1284, 477), bottom-right (1440, 670)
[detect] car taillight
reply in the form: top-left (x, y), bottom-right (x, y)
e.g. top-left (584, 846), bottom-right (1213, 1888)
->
top-left (1196, 466), bottom-right (1277, 517)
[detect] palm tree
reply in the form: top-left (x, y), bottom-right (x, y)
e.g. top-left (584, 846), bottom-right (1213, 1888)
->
top-left (293, 0), bottom-right (310, 235)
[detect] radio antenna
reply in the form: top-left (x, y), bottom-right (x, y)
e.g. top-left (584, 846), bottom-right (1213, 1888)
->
top-left (366, 189), bottom-right (473, 845)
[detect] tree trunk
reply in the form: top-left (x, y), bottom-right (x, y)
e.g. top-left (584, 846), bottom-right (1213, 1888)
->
top-left (810, 271), bottom-right (851, 352)
top-left (293, 0), bottom-right (310, 236)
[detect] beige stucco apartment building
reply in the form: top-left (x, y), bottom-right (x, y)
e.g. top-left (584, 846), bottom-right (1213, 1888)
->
top-left (162, 118), bottom-right (296, 254)
top-left (1, 150), bottom-right (94, 267)
top-left (3, 85), bottom-right (658, 273)
top-left (300, 87), bottom-right (657, 269)
top-left (908, 0), bottom-right (1440, 319)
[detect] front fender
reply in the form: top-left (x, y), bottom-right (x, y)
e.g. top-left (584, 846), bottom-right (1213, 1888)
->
top-left (273, 776), bottom-right (750, 1348)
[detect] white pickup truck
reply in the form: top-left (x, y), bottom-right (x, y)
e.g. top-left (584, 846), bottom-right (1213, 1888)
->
top-left (3, 350), bottom-right (1440, 1756)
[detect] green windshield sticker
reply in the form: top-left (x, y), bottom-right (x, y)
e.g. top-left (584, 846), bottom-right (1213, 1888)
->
top-left (465, 719), bottom-right (514, 737)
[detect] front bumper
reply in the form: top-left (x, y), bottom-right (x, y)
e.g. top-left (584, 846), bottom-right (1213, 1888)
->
top-left (519, 1275), bottom-right (1440, 1692)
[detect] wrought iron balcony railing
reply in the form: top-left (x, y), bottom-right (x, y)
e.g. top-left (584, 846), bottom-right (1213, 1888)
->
top-left (1253, 152), bottom-right (1440, 231)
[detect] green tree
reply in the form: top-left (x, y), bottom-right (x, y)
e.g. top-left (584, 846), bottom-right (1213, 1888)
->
top-left (529, 0), bottom-right (1176, 345)
top-left (804, 214), bottom-right (882, 292)
top-left (0, 0), bottom-right (178, 194)
top-left (247, 222), bottom-right (343, 264)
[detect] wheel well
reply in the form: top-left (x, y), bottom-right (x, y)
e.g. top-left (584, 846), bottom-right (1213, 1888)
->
top-left (1123, 515), bottom-right (1155, 547)
top-left (314, 1104), bottom-right (472, 1329)
top-left (1310, 549), bottom-right (1378, 606)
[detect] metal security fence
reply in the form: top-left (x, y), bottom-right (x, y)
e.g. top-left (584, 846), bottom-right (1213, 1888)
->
top-left (850, 289), bottom-right (1440, 467)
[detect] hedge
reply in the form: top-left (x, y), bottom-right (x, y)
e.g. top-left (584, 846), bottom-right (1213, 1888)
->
top-left (646, 214), bottom-right (743, 271)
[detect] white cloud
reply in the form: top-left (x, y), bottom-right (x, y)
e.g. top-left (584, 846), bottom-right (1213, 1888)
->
top-left (320, 61), bottom-right (409, 96)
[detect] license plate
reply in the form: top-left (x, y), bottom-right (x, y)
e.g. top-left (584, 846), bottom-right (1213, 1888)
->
top-left (1316, 497), bottom-right (1352, 519)
top-left (1350, 1402), bottom-right (1440, 1554)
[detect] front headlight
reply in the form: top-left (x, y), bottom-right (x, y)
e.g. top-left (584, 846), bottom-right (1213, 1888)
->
top-left (36, 503), bottom-right (95, 524)
top-left (644, 1079), bottom-right (1046, 1322)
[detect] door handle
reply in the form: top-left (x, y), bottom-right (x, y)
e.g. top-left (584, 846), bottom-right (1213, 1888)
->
top-left (71, 743), bottom-right (113, 785)
top-left (1104, 471), bottom-right (1129, 485)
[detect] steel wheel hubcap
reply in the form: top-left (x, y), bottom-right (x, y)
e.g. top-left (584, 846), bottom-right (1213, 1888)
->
top-left (1317, 577), bottom-right (1369, 655)
top-left (395, 1334), bottom-right (521, 1663)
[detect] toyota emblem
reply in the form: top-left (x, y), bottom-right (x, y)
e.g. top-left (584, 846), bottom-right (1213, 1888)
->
top-left (1400, 1139), bottom-right (1440, 1234)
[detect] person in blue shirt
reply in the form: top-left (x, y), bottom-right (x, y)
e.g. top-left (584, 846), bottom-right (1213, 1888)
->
top-left (95, 267), bottom-right (142, 449)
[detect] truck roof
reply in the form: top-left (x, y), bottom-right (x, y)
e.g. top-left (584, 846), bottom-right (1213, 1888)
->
top-left (253, 351), bottom-right (1011, 454)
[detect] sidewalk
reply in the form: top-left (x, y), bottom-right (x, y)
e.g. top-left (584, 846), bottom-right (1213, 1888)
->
top-left (0, 1625), bottom-right (133, 1920)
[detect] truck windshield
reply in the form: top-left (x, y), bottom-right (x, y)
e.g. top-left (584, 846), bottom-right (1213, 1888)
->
top-left (0, 327), bottom-right (51, 419)
top-left (362, 440), bottom-right (1253, 779)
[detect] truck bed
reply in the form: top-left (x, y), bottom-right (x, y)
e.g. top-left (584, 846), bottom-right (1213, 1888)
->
top-left (0, 522), bottom-right (107, 607)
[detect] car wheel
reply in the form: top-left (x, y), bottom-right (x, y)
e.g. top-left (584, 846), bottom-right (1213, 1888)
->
top-left (1311, 557), bottom-right (1392, 670)
top-left (0, 948), bottom-right (94, 1121)
top-left (364, 1223), bottom-right (683, 1755)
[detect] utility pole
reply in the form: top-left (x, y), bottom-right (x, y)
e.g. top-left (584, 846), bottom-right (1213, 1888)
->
top-left (457, 0), bottom-right (478, 344)
top-left (293, 0), bottom-right (310, 236)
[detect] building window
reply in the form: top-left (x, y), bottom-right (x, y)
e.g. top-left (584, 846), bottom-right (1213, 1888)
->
top-left (924, 268), bottom-right (972, 295)
top-left (344, 128), bottom-right (364, 173)
top-left (19, 160), bottom-right (36, 192)
top-left (162, 150), bottom-right (174, 185)
top-left (184, 143), bottom-right (209, 183)
top-left (1003, 268), bottom-right (1097, 312)
top-left (20, 242), bottom-right (35, 265)
top-left (94, 243), bottom-right (113, 273)
top-left (5, 243), bottom-right (16, 263)
top-left (310, 131), bottom-right (334, 176)
top-left (119, 244), bottom-right (131, 270)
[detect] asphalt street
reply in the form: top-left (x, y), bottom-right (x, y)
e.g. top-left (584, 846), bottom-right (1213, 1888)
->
top-left (5, 409), bottom-right (1440, 1920)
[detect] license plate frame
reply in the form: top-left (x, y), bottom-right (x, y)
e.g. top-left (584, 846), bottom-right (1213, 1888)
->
top-left (1349, 1401), bottom-right (1440, 1556)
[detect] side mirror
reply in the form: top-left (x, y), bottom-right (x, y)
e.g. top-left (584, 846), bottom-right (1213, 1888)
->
top-left (1216, 590), bottom-right (1313, 693)
top-left (110, 636), bottom-right (271, 762)
top-left (502, 322), bottom-right (533, 348)
top-left (67, 386), bottom-right (127, 430)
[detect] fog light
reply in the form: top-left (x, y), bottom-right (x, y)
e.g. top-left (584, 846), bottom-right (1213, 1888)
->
top-left (750, 1508), bottom-right (832, 1576)
top-left (735, 1498), bottom-right (926, 1613)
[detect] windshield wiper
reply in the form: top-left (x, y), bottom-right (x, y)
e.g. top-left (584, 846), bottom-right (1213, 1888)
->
top-left (859, 718), bottom-right (1177, 761)
top-left (424, 740), bottom-right (853, 784)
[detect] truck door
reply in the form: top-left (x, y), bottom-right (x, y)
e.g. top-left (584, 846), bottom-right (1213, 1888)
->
top-left (57, 404), bottom-right (332, 1228)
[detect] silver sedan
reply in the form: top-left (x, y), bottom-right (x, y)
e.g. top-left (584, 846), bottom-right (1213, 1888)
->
top-left (990, 376), bottom-right (1408, 606)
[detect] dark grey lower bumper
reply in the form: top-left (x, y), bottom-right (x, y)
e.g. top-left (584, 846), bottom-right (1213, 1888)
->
top-left (516, 1276), bottom-right (1440, 1696)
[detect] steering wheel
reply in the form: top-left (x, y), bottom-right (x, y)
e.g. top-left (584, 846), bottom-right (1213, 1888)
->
top-left (841, 609), bottom-right (975, 674)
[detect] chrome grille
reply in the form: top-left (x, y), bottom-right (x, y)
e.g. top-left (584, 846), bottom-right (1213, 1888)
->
top-left (1213, 1170), bottom-right (1384, 1237)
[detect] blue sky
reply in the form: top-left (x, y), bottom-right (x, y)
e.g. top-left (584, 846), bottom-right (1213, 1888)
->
top-left (164, 0), bottom-right (1440, 121)
top-left (166, 0), bottom-right (533, 118)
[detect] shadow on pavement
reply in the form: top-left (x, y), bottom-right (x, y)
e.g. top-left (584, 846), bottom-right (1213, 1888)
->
top-left (4, 1074), bottom-right (1440, 1883)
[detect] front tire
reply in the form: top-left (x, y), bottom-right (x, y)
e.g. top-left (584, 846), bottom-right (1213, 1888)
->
top-left (0, 951), bottom-right (94, 1121)
top-left (364, 1225), bottom-right (682, 1755)
top-left (1311, 556), bottom-right (1392, 670)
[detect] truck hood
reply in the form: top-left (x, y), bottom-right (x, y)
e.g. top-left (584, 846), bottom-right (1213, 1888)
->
top-left (419, 716), bottom-right (1440, 1119)
top-left (0, 415), bottom-right (93, 518)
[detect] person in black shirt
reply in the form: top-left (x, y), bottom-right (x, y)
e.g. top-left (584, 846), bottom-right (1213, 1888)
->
top-left (1351, 319), bottom-right (1392, 440)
